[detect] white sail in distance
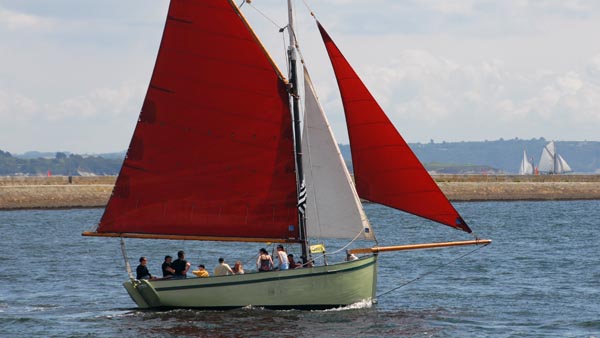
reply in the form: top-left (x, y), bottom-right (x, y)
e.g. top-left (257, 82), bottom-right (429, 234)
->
top-left (519, 150), bottom-right (534, 175)
top-left (301, 66), bottom-right (374, 240)
top-left (538, 141), bottom-right (572, 174)
top-left (556, 154), bottom-right (572, 173)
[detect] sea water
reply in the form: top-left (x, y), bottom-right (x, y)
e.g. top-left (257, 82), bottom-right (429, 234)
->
top-left (0, 201), bottom-right (599, 337)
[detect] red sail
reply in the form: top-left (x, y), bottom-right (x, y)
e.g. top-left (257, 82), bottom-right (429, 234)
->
top-left (95, 1), bottom-right (299, 240)
top-left (317, 22), bottom-right (471, 233)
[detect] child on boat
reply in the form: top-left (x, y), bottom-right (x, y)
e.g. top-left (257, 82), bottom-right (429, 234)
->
top-left (192, 264), bottom-right (210, 278)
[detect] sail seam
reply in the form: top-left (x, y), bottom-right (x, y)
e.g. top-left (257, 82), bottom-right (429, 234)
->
top-left (149, 84), bottom-right (175, 94)
top-left (167, 16), bottom-right (193, 24)
top-left (122, 163), bottom-right (151, 173)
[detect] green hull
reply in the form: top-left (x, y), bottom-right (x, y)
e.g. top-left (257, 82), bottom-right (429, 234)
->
top-left (123, 255), bottom-right (378, 310)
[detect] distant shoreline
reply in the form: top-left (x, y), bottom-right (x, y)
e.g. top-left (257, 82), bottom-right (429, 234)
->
top-left (1, 175), bottom-right (600, 210)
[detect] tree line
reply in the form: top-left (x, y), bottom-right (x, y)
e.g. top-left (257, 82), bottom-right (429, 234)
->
top-left (0, 150), bottom-right (122, 176)
top-left (2, 138), bottom-right (600, 176)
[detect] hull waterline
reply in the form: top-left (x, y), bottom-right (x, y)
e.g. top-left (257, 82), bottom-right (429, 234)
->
top-left (124, 255), bottom-right (378, 310)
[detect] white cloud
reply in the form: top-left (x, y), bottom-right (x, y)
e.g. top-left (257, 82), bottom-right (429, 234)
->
top-left (0, 89), bottom-right (38, 122)
top-left (341, 50), bottom-right (600, 142)
top-left (0, 82), bottom-right (144, 153)
top-left (586, 54), bottom-right (600, 80)
top-left (0, 7), bottom-right (55, 31)
top-left (0, 82), bottom-right (144, 122)
top-left (47, 83), bottom-right (145, 120)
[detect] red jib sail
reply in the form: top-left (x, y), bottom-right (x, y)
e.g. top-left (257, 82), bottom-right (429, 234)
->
top-left (93, 1), bottom-right (299, 240)
top-left (317, 22), bottom-right (471, 233)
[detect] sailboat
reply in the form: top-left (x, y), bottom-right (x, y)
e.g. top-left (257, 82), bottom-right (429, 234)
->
top-left (538, 141), bottom-right (572, 174)
top-left (518, 150), bottom-right (534, 175)
top-left (83, 0), bottom-right (490, 310)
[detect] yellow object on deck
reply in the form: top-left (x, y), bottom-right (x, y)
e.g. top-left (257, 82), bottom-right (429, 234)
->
top-left (310, 244), bottom-right (326, 253)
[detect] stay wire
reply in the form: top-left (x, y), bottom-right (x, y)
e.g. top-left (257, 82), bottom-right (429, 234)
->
top-left (246, 1), bottom-right (284, 29)
top-left (300, 0), bottom-right (316, 20)
top-left (376, 242), bottom-right (490, 299)
top-left (241, 1), bottom-right (291, 76)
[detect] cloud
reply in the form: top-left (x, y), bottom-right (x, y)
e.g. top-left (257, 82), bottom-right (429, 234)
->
top-left (0, 7), bottom-right (55, 31)
top-left (346, 50), bottom-right (600, 142)
top-left (0, 82), bottom-right (145, 153)
top-left (0, 89), bottom-right (38, 122)
top-left (0, 82), bottom-right (145, 123)
top-left (47, 83), bottom-right (145, 120)
top-left (586, 54), bottom-right (600, 80)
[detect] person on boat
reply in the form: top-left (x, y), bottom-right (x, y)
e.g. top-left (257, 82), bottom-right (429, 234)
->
top-left (161, 255), bottom-right (175, 278)
top-left (300, 255), bottom-right (314, 268)
top-left (214, 257), bottom-right (234, 276)
top-left (232, 261), bottom-right (244, 274)
top-left (346, 253), bottom-right (358, 261)
top-left (171, 250), bottom-right (190, 279)
top-left (192, 264), bottom-right (210, 278)
top-left (275, 244), bottom-right (289, 270)
top-left (287, 254), bottom-right (301, 269)
top-left (256, 248), bottom-right (274, 272)
top-left (136, 256), bottom-right (154, 280)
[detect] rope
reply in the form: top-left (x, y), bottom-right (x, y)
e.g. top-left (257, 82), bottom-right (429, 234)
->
top-left (299, 228), bottom-right (365, 267)
top-left (376, 242), bottom-right (490, 299)
top-left (300, 0), bottom-right (316, 19)
top-left (120, 237), bottom-right (134, 280)
top-left (246, 2), bottom-right (284, 29)
top-left (241, 1), bottom-right (290, 76)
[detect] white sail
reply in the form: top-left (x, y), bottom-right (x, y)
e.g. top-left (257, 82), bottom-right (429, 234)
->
top-left (538, 141), bottom-right (571, 174)
top-left (538, 141), bottom-right (556, 173)
top-left (301, 67), bottom-right (374, 241)
top-left (519, 150), bottom-right (534, 175)
top-left (557, 154), bottom-right (572, 173)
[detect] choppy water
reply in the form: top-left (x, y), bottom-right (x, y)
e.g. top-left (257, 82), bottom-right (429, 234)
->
top-left (1, 201), bottom-right (599, 337)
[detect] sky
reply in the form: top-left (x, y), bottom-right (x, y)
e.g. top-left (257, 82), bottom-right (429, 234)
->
top-left (1, 0), bottom-right (600, 154)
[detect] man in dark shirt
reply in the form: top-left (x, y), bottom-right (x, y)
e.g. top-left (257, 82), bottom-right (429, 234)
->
top-left (136, 256), bottom-right (152, 280)
top-left (288, 254), bottom-right (301, 269)
top-left (171, 250), bottom-right (190, 279)
top-left (162, 255), bottom-right (175, 278)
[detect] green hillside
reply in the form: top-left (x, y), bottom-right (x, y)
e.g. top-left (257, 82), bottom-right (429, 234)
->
top-left (2, 138), bottom-right (599, 176)
top-left (340, 138), bottom-right (600, 174)
top-left (0, 151), bottom-right (122, 176)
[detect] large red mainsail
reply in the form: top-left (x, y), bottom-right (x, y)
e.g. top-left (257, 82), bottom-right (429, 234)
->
top-left (317, 22), bottom-right (471, 233)
top-left (91, 1), bottom-right (299, 241)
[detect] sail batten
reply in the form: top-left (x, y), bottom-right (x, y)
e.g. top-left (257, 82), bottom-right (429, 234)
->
top-left (92, 1), bottom-right (298, 240)
top-left (317, 21), bottom-right (471, 233)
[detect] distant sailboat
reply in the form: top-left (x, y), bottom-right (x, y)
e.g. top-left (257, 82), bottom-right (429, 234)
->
top-left (538, 141), bottom-right (572, 174)
top-left (518, 150), bottom-right (534, 175)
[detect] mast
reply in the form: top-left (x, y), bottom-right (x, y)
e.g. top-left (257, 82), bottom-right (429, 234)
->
top-left (288, 0), bottom-right (309, 263)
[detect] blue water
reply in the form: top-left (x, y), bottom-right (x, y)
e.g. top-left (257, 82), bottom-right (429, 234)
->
top-left (1, 201), bottom-right (599, 337)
